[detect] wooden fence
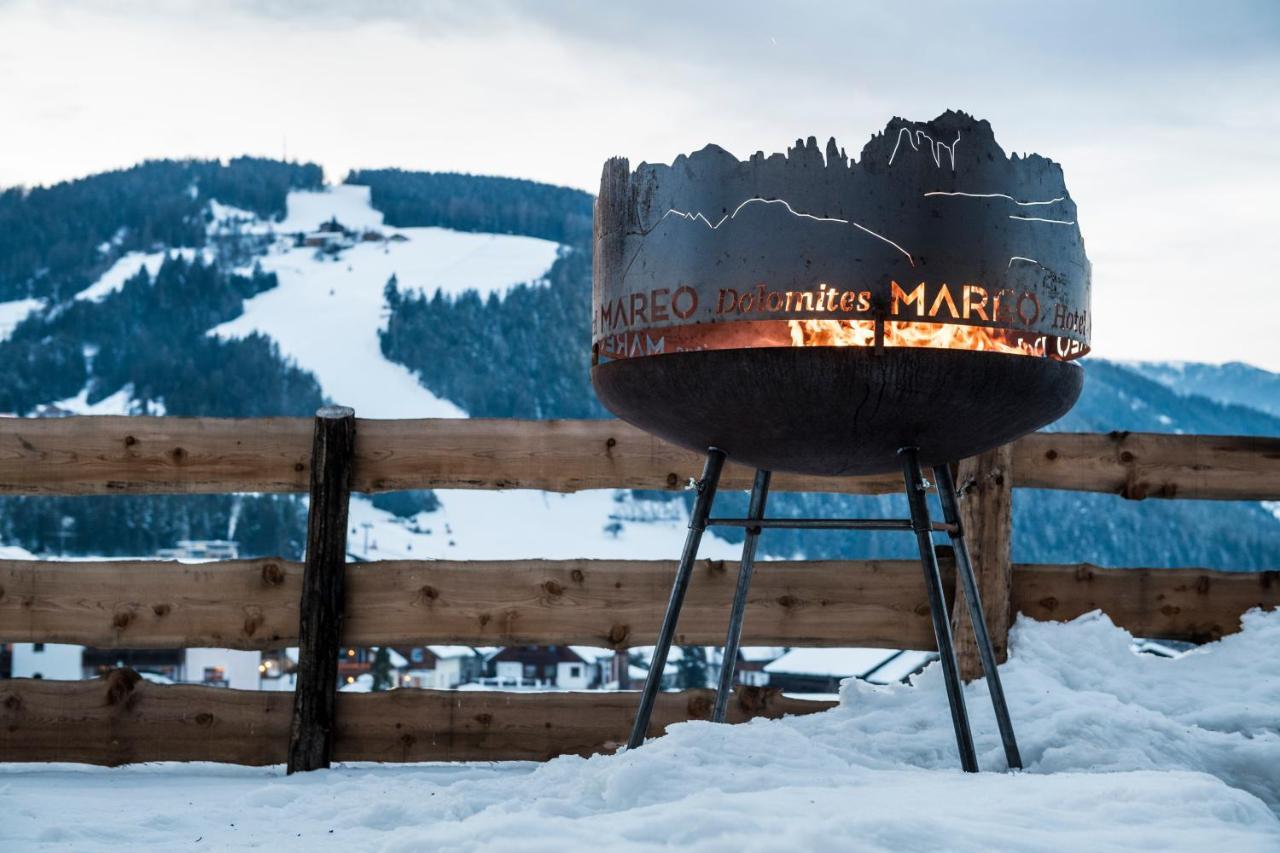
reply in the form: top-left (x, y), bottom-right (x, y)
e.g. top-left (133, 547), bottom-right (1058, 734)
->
top-left (0, 414), bottom-right (1277, 768)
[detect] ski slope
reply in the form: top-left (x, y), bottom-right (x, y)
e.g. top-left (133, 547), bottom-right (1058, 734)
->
top-left (210, 185), bottom-right (561, 419)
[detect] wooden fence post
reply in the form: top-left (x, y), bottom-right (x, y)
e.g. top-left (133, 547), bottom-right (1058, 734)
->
top-left (949, 443), bottom-right (1014, 682)
top-left (612, 650), bottom-right (631, 690)
top-left (287, 406), bottom-right (356, 774)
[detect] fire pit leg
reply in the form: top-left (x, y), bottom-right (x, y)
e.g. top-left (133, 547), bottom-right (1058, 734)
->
top-left (899, 447), bottom-right (981, 773)
top-left (712, 468), bottom-right (772, 723)
top-left (627, 448), bottom-right (728, 750)
top-left (932, 463), bottom-right (1024, 771)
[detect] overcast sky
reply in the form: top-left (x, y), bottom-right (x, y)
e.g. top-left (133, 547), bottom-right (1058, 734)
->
top-left (2, 0), bottom-right (1278, 368)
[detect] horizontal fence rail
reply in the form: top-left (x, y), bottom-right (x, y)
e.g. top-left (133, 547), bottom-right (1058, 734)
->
top-left (2, 417), bottom-right (1277, 499)
top-left (0, 674), bottom-right (829, 766)
top-left (3, 558), bottom-right (1275, 650)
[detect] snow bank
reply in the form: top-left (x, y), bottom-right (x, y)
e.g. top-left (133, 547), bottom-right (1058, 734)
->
top-left (3, 610), bottom-right (1277, 851)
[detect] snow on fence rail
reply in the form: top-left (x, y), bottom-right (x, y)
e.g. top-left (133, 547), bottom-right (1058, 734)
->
top-left (0, 412), bottom-right (1277, 770)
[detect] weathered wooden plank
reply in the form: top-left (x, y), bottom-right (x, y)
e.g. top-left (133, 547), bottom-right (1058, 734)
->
top-left (0, 558), bottom-right (948, 651)
top-left (289, 406), bottom-right (356, 773)
top-left (1013, 431), bottom-right (1280, 500)
top-left (0, 558), bottom-right (300, 649)
top-left (333, 684), bottom-right (827, 763)
top-left (351, 418), bottom-right (904, 494)
top-left (0, 669), bottom-right (294, 766)
top-left (1011, 564), bottom-right (1280, 642)
top-left (0, 416), bottom-right (898, 496)
top-left (6, 558), bottom-right (1277, 649)
top-left (0, 416), bottom-right (312, 495)
top-left (0, 675), bottom-right (832, 766)
top-left (949, 446), bottom-right (1015, 680)
top-left (2, 418), bottom-right (1276, 498)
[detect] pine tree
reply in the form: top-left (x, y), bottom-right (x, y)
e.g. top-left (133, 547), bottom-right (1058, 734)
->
top-left (370, 647), bottom-right (394, 691)
top-left (675, 646), bottom-right (708, 689)
top-left (384, 274), bottom-right (400, 310)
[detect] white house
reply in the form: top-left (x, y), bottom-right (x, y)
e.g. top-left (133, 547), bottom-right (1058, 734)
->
top-left (568, 646), bottom-right (616, 689)
top-left (182, 648), bottom-right (263, 690)
top-left (427, 646), bottom-right (486, 688)
top-left (10, 643), bottom-right (83, 680)
top-left (486, 646), bottom-right (593, 689)
top-left (11, 643), bottom-right (267, 690)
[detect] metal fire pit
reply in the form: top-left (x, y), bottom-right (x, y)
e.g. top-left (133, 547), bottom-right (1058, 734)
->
top-left (593, 110), bottom-right (1089, 476)
top-left (596, 112), bottom-right (1092, 773)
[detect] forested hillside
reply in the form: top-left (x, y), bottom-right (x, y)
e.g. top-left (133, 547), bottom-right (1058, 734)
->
top-left (0, 494), bottom-right (307, 559)
top-left (0, 158), bottom-right (321, 302)
top-left (0, 159), bottom-right (326, 558)
top-left (381, 247), bottom-right (604, 418)
top-left (348, 169), bottom-right (592, 244)
top-left (0, 255), bottom-right (322, 416)
top-left (368, 168), bottom-right (602, 418)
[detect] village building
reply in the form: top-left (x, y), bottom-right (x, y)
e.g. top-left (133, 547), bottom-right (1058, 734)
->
top-left (732, 647), bottom-right (784, 687)
top-left (155, 539), bottom-right (240, 561)
top-left (484, 645), bottom-right (594, 689)
top-left (9, 644), bottom-right (264, 689)
top-left (427, 646), bottom-right (489, 688)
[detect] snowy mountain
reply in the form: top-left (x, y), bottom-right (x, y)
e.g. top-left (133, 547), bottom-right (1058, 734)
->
top-left (1124, 361), bottom-right (1280, 419)
top-left (0, 158), bottom-right (1277, 572)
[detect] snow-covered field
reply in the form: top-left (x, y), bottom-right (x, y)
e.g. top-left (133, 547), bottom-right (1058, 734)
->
top-left (347, 490), bottom-right (742, 562)
top-left (3, 611), bottom-right (1277, 851)
top-left (0, 297), bottom-right (42, 341)
top-left (211, 185), bottom-right (561, 419)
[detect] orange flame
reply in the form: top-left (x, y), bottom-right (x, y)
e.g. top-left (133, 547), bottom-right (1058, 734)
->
top-left (788, 318), bottom-right (876, 347)
top-left (787, 319), bottom-right (1045, 357)
top-left (885, 320), bottom-right (1044, 356)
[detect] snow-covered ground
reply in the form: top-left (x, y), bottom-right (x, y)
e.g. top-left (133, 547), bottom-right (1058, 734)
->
top-left (0, 297), bottom-right (42, 341)
top-left (347, 491), bottom-right (741, 562)
top-left (3, 611), bottom-right (1277, 851)
top-left (210, 186), bottom-right (561, 419)
top-left (47, 385), bottom-right (147, 416)
top-left (272, 185), bottom-right (384, 235)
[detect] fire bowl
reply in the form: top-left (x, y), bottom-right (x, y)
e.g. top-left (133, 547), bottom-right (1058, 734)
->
top-left (592, 110), bottom-right (1091, 475)
top-left (594, 347), bottom-right (1081, 475)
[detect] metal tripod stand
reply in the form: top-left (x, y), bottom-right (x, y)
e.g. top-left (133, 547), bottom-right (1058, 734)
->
top-left (625, 446), bottom-right (1022, 773)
